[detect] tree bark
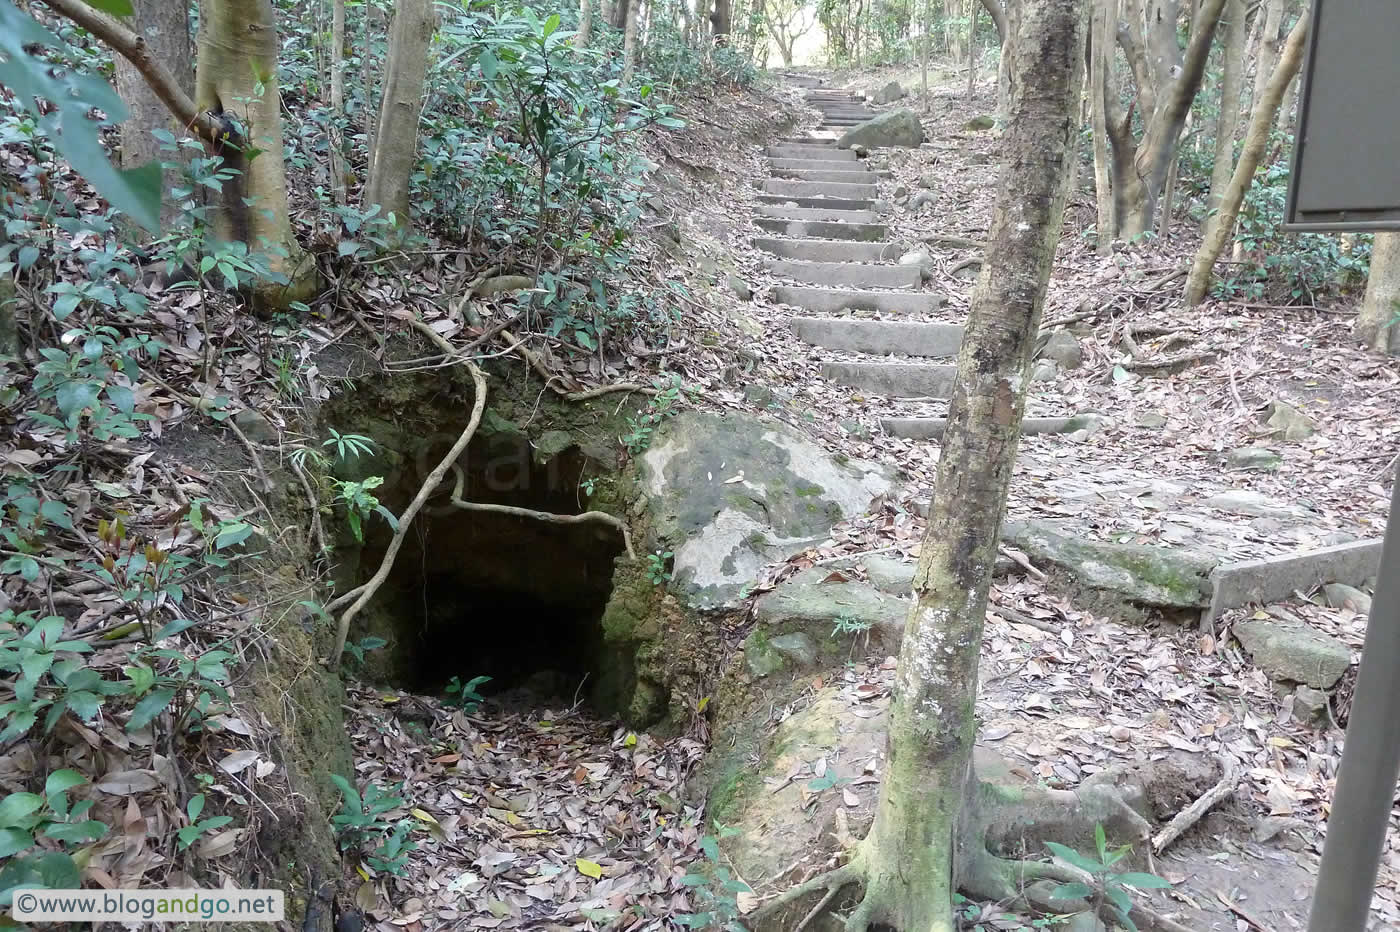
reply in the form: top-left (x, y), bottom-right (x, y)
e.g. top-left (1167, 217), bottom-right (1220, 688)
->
top-left (980, 0), bottom-right (1007, 42)
top-left (1089, 0), bottom-right (1113, 252)
top-left (786, 0), bottom-right (1087, 926)
top-left (1249, 0), bottom-right (1281, 115)
top-left (612, 0), bottom-right (631, 32)
top-left (621, 0), bottom-right (641, 85)
top-left (196, 0), bottom-right (316, 309)
top-left (1206, 0), bottom-right (1245, 212)
top-left (1183, 11), bottom-right (1307, 305)
top-left (921, 0), bottom-right (931, 96)
top-left (1355, 234), bottom-right (1400, 355)
top-left (330, 0), bottom-right (347, 203)
top-left (364, 0), bottom-right (434, 232)
top-left (112, 0), bottom-right (192, 223)
top-left (577, 0), bottom-right (593, 46)
top-left (711, 0), bottom-right (731, 38)
top-left (966, 1), bottom-right (979, 97)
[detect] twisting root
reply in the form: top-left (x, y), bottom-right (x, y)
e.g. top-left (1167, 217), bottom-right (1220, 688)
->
top-left (326, 363), bottom-right (487, 665)
top-left (750, 859), bottom-right (864, 927)
top-left (1004, 858), bottom-right (1196, 932)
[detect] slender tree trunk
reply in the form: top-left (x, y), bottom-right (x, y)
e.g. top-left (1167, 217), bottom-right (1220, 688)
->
top-left (921, 0), bottom-right (931, 96)
top-left (577, 0), bottom-right (593, 45)
top-left (363, 0), bottom-right (377, 183)
top-left (1206, 0), bottom-right (1245, 212)
top-left (621, 0), bottom-right (641, 85)
top-left (711, 0), bottom-right (731, 38)
top-left (1250, 0), bottom-right (1281, 114)
top-left (1089, 0), bottom-right (1113, 252)
top-left (966, 1), bottom-right (979, 97)
top-left (1355, 234), bottom-right (1400, 355)
top-left (1184, 11), bottom-right (1308, 305)
top-left (600, 0), bottom-right (616, 30)
top-left (113, 0), bottom-right (192, 223)
top-left (810, 0), bottom-right (1087, 926)
top-left (365, 0), bottom-right (434, 232)
top-left (995, 0), bottom-right (1018, 118)
top-left (329, 0), bottom-right (346, 204)
top-left (196, 0), bottom-right (316, 309)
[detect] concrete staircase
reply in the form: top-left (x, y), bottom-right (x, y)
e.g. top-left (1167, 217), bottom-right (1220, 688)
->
top-left (759, 86), bottom-right (962, 419)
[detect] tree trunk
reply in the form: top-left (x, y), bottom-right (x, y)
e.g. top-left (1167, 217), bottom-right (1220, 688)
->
top-left (1206, 0), bottom-right (1245, 212)
top-left (966, 1), bottom-right (978, 97)
top-left (711, 0), bottom-right (731, 38)
top-left (1089, 0), bottom-right (1113, 252)
top-left (196, 0), bottom-right (316, 309)
top-left (364, 0), bottom-right (434, 232)
top-left (113, 0), bottom-right (192, 224)
top-left (612, 0), bottom-right (631, 32)
top-left (995, 0), bottom-right (1019, 117)
top-left (600, 0), bottom-right (616, 30)
top-left (621, 0), bottom-right (640, 85)
top-left (1183, 11), bottom-right (1307, 305)
top-left (1249, 0), bottom-right (1281, 114)
top-left (814, 0), bottom-right (1088, 925)
top-left (921, 0), bottom-right (931, 96)
top-left (577, 0), bottom-right (593, 46)
top-left (329, 0), bottom-right (346, 203)
top-left (945, 0), bottom-right (967, 63)
top-left (1355, 234), bottom-right (1400, 355)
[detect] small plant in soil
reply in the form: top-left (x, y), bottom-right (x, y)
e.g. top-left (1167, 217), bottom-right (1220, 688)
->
top-left (342, 635), bottom-right (388, 666)
top-left (328, 776), bottom-right (416, 875)
top-left (955, 893), bottom-right (1067, 930)
top-left (677, 825), bottom-right (751, 931)
top-left (647, 550), bottom-right (673, 585)
top-left (622, 374), bottom-right (685, 454)
top-left (332, 476), bottom-right (398, 543)
top-left (445, 674), bottom-right (491, 714)
top-left (176, 794), bottom-right (233, 851)
top-left (831, 613), bottom-right (872, 638)
top-left (1045, 824), bottom-right (1170, 930)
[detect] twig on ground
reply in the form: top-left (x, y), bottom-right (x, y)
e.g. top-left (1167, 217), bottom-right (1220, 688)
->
top-left (948, 257), bottom-right (983, 277)
top-left (1152, 756), bottom-right (1239, 853)
top-left (919, 233), bottom-right (986, 249)
top-left (1123, 350), bottom-right (1217, 375)
top-left (1213, 888), bottom-right (1273, 931)
top-left (998, 544), bottom-right (1046, 579)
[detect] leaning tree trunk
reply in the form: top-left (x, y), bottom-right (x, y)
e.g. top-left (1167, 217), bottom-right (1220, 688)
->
top-left (1184, 10), bottom-right (1308, 305)
top-left (1249, 0), bottom-right (1281, 114)
top-left (1355, 234), bottom-right (1400, 355)
top-left (1206, 0), bottom-right (1246, 213)
top-left (364, 0), bottom-right (434, 232)
top-left (1089, 0), bottom-right (1113, 252)
top-left (113, 0), bottom-right (192, 223)
top-left (752, 1), bottom-right (1087, 929)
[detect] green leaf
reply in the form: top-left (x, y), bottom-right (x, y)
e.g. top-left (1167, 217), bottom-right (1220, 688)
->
top-left (55, 381), bottom-right (100, 419)
top-left (44, 770), bottom-right (86, 798)
top-left (153, 618), bottom-right (198, 640)
top-left (478, 48), bottom-right (499, 79)
top-left (1115, 871), bottom-right (1172, 889)
top-left (0, 793), bottom-right (43, 826)
top-left (1104, 885), bottom-right (1134, 916)
top-left (126, 687), bottom-right (175, 731)
top-left (81, 0), bottom-right (135, 17)
top-left (187, 794), bottom-right (204, 821)
top-left (1044, 841), bottom-right (1104, 874)
top-left (214, 522), bottom-right (254, 550)
top-left (42, 819), bottom-right (107, 843)
top-left (124, 664), bottom-right (155, 696)
top-left (0, 828), bottom-right (34, 858)
top-left (1047, 882), bottom-right (1094, 901)
top-left (64, 690), bottom-right (101, 722)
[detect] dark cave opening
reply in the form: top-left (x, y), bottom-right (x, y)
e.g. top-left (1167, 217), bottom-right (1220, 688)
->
top-left (362, 429), bottom-right (626, 707)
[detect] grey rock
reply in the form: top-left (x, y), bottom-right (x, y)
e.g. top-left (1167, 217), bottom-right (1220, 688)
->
top-left (1032, 359), bottom-right (1059, 382)
top-left (872, 199), bottom-right (895, 216)
top-left (1227, 446), bottom-right (1282, 471)
top-left (474, 274), bottom-right (535, 297)
top-left (892, 184), bottom-right (908, 199)
top-left (1004, 519), bottom-right (1215, 608)
top-left (1063, 412), bottom-right (1113, 438)
top-left (1203, 489), bottom-right (1299, 519)
top-left (837, 109), bottom-right (925, 149)
top-left (838, 418), bottom-right (871, 439)
top-left (1039, 329), bottom-right (1084, 370)
top-left (726, 274), bottom-right (753, 301)
top-left (917, 172), bottom-right (937, 189)
top-left (1066, 915), bottom-right (1107, 932)
top-left (234, 408), bottom-right (277, 444)
top-left (871, 80), bottom-right (906, 104)
top-left (863, 554), bottom-right (915, 594)
top-left (768, 632), bottom-right (819, 669)
top-left (531, 429), bottom-right (575, 464)
top-left (640, 412), bottom-right (895, 609)
top-left (908, 192), bottom-right (936, 212)
top-left (963, 114), bottom-right (995, 131)
top-left (1265, 399), bottom-right (1316, 441)
top-left (1234, 619), bottom-right (1351, 688)
top-left (1323, 582), bottom-right (1372, 614)
top-left (1292, 685), bottom-right (1331, 724)
top-left (751, 580), bottom-right (907, 670)
top-left (1137, 412), bottom-right (1168, 429)
top-left (899, 249), bottom-right (934, 281)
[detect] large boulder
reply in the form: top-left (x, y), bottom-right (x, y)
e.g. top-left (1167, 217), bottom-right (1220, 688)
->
top-left (838, 109), bottom-right (925, 149)
top-left (639, 411), bottom-right (894, 609)
top-left (1234, 619), bottom-right (1351, 688)
top-left (1004, 518), bottom-right (1215, 608)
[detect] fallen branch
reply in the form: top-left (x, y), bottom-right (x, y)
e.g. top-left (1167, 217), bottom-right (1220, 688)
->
top-left (327, 362), bottom-right (488, 665)
top-left (1152, 756), bottom-right (1238, 853)
top-left (919, 233), bottom-right (987, 249)
top-left (438, 463), bottom-right (636, 559)
top-left (1123, 350), bottom-right (1217, 376)
top-left (1121, 322), bottom-right (1144, 359)
top-left (948, 257), bottom-right (983, 277)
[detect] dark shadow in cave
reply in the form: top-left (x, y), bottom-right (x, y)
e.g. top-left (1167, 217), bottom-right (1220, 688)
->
top-left (363, 428), bottom-right (625, 706)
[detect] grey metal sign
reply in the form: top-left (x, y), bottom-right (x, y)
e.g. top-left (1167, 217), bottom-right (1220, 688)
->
top-left (1285, 0), bottom-right (1400, 231)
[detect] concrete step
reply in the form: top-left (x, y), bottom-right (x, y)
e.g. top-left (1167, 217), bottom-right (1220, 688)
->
top-left (764, 179), bottom-right (879, 200)
top-left (819, 108), bottom-right (878, 116)
top-left (756, 194), bottom-right (875, 211)
top-left (767, 146), bottom-right (857, 161)
top-left (881, 415), bottom-right (1074, 440)
top-left (753, 237), bottom-right (900, 262)
top-left (768, 157), bottom-right (872, 172)
top-left (771, 168), bottom-right (889, 184)
top-left (755, 218), bottom-right (889, 241)
top-left (773, 285), bottom-right (947, 313)
top-left (757, 204), bottom-right (878, 223)
top-left (791, 318), bottom-right (964, 356)
top-left (821, 362), bottom-right (958, 398)
top-left (766, 259), bottom-right (919, 289)
top-left (779, 136), bottom-right (840, 144)
top-left (821, 119), bottom-right (870, 127)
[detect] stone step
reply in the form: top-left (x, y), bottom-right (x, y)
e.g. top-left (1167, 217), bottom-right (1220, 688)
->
top-left (764, 179), bottom-right (879, 200)
top-left (821, 362), bottom-right (958, 398)
top-left (779, 136), bottom-right (839, 144)
top-left (768, 157), bottom-right (872, 172)
top-left (756, 194), bottom-right (875, 211)
top-left (819, 108), bottom-right (878, 116)
top-left (773, 285), bottom-right (947, 313)
top-left (766, 259), bottom-right (920, 289)
top-left (882, 415), bottom-right (1080, 439)
top-left (791, 318), bottom-right (964, 356)
top-left (753, 237), bottom-right (900, 262)
top-left (821, 119), bottom-right (870, 127)
top-left (766, 146), bottom-right (858, 161)
top-left (757, 205), bottom-right (878, 223)
top-left (771, 168), bottom-right (889, 184)
top-left (754, 218), bottom-right (889, 241)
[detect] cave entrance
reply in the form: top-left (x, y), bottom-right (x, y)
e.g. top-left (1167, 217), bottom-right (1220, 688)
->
top-left (364, 428), bottom-right (625, 709)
